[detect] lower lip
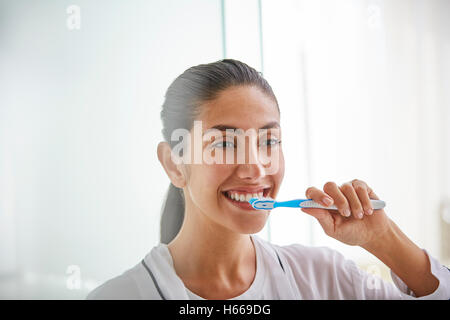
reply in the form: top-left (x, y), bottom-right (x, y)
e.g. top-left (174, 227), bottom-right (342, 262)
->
top-left (222, 191), bottom-right (269, 211)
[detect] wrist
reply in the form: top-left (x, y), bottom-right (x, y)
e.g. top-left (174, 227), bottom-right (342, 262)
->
top-left (361, 218), bottom-right (398, 255)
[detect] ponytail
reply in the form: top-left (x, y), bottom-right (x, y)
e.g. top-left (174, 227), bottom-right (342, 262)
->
top-left (160, 183), bottom-right (185, 244)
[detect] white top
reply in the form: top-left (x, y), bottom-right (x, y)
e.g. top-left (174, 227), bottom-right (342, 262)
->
top-left (86, 235), bottom-right (450, 300)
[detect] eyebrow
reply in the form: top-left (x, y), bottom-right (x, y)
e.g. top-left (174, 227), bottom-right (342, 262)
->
top-left (207, 121), bottom-right (280, 132)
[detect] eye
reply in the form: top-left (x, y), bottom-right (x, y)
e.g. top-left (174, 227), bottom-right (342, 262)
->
top-left (212, 140), bottom-right (235, 149)
top-left (259, 138), bottom-right (281, 147)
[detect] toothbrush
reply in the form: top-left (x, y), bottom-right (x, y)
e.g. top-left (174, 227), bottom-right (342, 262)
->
top-left (248, 197), bottom-right (386, 211)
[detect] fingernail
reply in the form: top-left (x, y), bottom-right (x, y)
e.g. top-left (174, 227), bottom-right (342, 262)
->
top-left (344, 209), bottom-right (351, 217)
top-left (357, 212), bottom-right (363, 219)
top-left (322, 197), bottom-right (333, 206)
top-left (367, 208), bottom-right (373, 215)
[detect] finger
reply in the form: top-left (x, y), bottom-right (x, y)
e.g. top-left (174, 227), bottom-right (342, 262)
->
top-left (340, 182), bottom-right (364, 219)
top-left (351, 180), bottom-right (373, 215)
top-left (305, 186), bottom-right (334, 207)
top-left (323, 181), bottom-right (351, 217)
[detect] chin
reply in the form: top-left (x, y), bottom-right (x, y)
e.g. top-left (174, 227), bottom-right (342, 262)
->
top-left (234, 214), bottom-right (269, 235)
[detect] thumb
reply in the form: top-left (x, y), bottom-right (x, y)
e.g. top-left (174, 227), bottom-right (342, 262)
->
top-left (301, 208), bottom-right (335, 236)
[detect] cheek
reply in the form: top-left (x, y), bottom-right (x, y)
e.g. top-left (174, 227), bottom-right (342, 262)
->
top-left (270, 151), bottom-right (285, 194)
top-left (265, 147), bottom-right (285, 180)
top-left (278, 152), bottom-right (285, 180)
top-left (188, 164), bottom-right (232, 204)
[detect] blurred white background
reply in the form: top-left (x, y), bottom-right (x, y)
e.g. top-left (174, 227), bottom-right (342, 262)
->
top-left (0, 0), bottom-right (449, 299)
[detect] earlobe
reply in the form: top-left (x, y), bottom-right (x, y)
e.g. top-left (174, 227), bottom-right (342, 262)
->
top-left (157, 141), bottom-right (186, 188)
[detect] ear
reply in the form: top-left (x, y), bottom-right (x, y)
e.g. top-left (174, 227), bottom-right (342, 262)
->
top-left (157, 141), bottom-right (186, 188)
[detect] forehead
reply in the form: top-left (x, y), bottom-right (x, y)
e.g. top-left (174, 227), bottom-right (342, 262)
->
top-left (198, 85), bottom-right (280, 130)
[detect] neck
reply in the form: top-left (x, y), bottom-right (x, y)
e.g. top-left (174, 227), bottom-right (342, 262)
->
top-left (167, 201), bottom-right (256, 284)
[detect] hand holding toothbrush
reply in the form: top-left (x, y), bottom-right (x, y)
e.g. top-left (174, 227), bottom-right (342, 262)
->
top-left (250, 181), bottom-right (442, 297)
top-left (300, 179), bottom-right (392, 247)
top-left (298, 179), bottom-right (443, 297)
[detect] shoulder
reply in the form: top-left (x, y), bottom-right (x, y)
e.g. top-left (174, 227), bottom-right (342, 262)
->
top-left (86, 271), bottom-right (141, 300)
top-left (86, 259), bottom-right (162, 300)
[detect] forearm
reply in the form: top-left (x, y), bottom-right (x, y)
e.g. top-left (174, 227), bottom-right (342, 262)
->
top-left (362, 219), bottom-right (439, 297)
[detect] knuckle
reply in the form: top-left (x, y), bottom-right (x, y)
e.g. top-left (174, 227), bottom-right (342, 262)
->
top-left (353, 179), bottom-right (368, 187)
top-left (340, 182), bottom-right (353, 192)
top-left (323, 181), bottom-right (336, 190)
top-left (354, 184), bottom-right (366, 193)
top-left (305, 187), bottom-right (315, 197)
top-left (335, 198), bottom-right (348, 208)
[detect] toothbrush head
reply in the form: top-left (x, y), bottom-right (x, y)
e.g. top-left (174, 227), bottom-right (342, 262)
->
top-left (249, 197), bottom-right (276, 210)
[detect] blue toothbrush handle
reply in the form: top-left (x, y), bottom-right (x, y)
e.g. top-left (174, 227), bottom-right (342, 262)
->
top-left (273, 199), bottom-right (306, 208)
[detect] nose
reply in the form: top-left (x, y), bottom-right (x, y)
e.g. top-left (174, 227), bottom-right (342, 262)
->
top-left (235, 138), bottom-right (266, 180)
top-left (235, 162), bottom-right (266, 180)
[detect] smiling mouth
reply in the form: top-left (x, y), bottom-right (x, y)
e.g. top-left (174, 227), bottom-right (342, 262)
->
top-left (221, 188), bottom-right (271, 211)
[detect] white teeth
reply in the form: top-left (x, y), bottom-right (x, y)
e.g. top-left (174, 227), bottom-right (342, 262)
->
top-left (225, 191), bottom-right (267, 202)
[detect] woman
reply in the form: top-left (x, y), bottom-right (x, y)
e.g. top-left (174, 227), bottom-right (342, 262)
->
top-left (87, 59), bottom-right (449, 299)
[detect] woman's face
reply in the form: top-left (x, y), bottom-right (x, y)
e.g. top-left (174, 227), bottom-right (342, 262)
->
top-left (182, 85), bottom-right (285, 235)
